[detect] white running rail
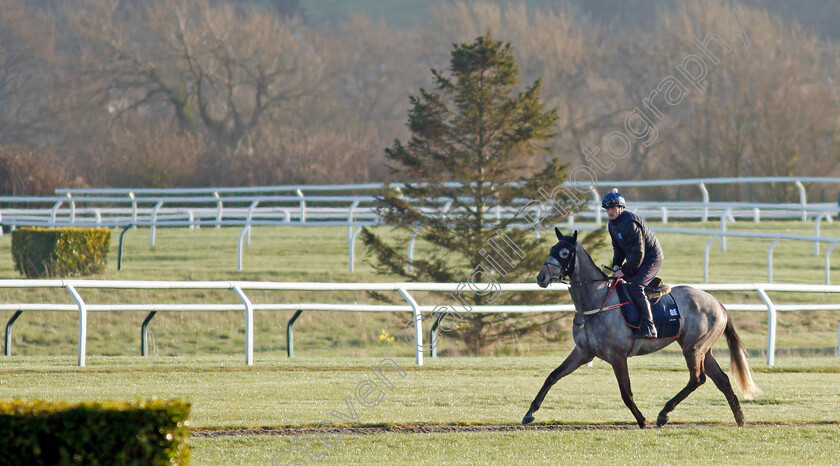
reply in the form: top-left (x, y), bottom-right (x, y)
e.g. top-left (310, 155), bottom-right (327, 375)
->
top-left (2, 280), bottom-right (839, 367)
top-left (0, 177), bottom-right (836, 232)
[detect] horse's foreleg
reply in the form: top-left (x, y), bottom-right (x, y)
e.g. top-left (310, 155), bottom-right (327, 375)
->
top-left (522, 346), bottom-right (593, 425)
top-left (610, 357), bottom-right (647, 429)
top-left (656, 349), bottom-right (706, 427)
top-left (703, 351), bottom-right (745, 426)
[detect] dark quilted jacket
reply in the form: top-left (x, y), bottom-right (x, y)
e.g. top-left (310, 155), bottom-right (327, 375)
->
top-left (608, 211), bottom-right (663, 277)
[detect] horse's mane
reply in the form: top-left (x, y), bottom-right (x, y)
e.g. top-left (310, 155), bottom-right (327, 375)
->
top-left (575, 242), bottom-right (607, 280)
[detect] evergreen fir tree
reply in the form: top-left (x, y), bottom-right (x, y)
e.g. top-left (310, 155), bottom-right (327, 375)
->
top-left (362, 31), bottom-right (596, 354)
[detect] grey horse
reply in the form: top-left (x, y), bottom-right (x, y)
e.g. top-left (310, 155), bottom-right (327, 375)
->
top-left (522, 228), bottom-right (760, 428)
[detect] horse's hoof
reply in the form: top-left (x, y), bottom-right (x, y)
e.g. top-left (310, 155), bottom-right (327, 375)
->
top-left (638, 418), bottom-right (647, 429)
top-left (656, 414), bottom-right (669, 427)
top-left (522, 414), bottom-right (535, 425)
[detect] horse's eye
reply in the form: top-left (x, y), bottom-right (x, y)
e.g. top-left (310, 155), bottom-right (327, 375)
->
top-left (559, 249), bottom-right (570, 259)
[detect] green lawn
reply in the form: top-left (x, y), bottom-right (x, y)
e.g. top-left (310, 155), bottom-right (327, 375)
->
top-left (1, 355), bottom-right (838, 464)
top-left (3, 356), bottom-right (838, 429)
top-left (191, 426), bottom-right (840, 465)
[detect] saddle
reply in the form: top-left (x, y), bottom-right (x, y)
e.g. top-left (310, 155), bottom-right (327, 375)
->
top-left (615, 280), bottom-right (681, 340)
top-left (644, 277), bottom-right (671, 302)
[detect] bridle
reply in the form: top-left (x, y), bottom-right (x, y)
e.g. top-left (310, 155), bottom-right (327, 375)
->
top-left (541, 239), bottom-right (577, 284)
top-left (542, 239), bottom-right (613, 286)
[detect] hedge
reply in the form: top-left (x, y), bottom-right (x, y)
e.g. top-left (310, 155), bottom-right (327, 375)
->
top-left (11, 227), bottom-right (111, 278)
top-left (0, 399), bottom-right (190, 465)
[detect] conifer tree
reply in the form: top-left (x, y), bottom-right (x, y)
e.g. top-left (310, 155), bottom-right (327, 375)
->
top-left (362, 32), bottom-right (591, 354)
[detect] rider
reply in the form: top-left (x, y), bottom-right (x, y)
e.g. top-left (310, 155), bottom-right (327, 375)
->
top-left (603, 188), bottom-right (663, 339)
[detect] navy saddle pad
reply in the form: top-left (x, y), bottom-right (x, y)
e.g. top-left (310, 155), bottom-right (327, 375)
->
top-left (615, 282), bottom-right (681, 339)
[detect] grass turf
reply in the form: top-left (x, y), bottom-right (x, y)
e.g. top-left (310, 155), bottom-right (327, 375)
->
top-left (1, 355), bottom-right (838, 464)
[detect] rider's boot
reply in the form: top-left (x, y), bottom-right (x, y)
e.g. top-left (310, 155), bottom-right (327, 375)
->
top-left (629, 285), bottom-right (657, 339)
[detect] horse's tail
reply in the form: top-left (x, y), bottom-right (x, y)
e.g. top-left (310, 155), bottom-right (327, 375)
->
top-left (724, 312), bottom-right (761, 399)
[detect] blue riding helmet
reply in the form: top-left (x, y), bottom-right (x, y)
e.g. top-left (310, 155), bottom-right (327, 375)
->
top-left (601, 188), bottom-right (626, 209)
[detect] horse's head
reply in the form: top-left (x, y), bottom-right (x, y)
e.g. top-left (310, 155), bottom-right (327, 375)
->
top-left (537, 228), bottom-right (578, 288)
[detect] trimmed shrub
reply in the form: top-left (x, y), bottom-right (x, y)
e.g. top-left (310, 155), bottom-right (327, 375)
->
top-left (11, 227), bottom-right (111, 278)
top-left (0, 399), bottom-right (191, 465)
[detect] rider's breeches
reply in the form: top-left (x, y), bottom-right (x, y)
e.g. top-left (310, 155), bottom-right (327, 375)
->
top-left (626, 256), bottom-right (663, 323)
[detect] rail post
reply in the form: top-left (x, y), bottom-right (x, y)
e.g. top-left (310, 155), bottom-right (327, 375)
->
top-left (757, 288), bottom-right (776, 367)
top-left (50, 199), bottom-right (63, 226)
top-left (767, 238), bottom-right (781, 282)
top-left (348, 225), bottom-right (362, 273)
top-left (237, 225), bottom-right (249, 271)
top-left (591, 189), bottom-right (602, 226)
top-left (699, 182), bottom-right (709, 222)
top-left (347, 200), bottom-right (360, 244)
top-left (4, 310), bottom-right (23, 356)
top-left (408, 227), bottom-right (421, 272)
top-left (827, 242), bottom-right (839, 285)
top-left (66, 285), bottom-right (87, 367)
top-left (150, 201), bottom-right (164, 247)
top-left (141, 311), bottom-right (157, 356)
top-left (68, 193), bottom-right (75, 224)
top-left (398, 288), bottom-right (423, 366)
top-left (296, 189), bottom-right (306, 223)
top-left (720, 208), bottom-right (733, 252)
top-left (704, 235), bottom-right (718, 283)
top-left (233, 286), bottom-right (254, 366)
top-left (129, 192), bottom-right (137, 228)
top-left (441, 200), bottom-right (453, 220)
top-left (246, 200), bottom-right (259, 245)
top-left (795, 180), bottom-right (807, 222)
top-left (814, 212), bottom-right (827, 256)
top-left (117, 224), bottom-right (133, 271)
top-left (214, 192), bottom-right (223, 229)
top-left (287, 310), bottom-right (303, 358)
top-left (430, 313), bottom-right (444, 358)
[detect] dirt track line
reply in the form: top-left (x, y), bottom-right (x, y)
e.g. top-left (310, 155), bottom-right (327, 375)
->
top-left (191, 422), bottom-right (837, 437)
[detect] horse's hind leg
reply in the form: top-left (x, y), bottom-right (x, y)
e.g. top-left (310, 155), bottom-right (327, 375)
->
top-left (656, 349), bottom-right (706, 427)
top-left (704, 351), bottom-right (745, 426)
top-left (522, 346), bottom-right (593, 425)
top-left (610, 357), bottom-right (647, 429)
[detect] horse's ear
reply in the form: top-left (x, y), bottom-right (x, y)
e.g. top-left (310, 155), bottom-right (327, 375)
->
top-left (572, 231), bottom-right (578, 243)
top-left (555, 227), bottom-right (563, 241)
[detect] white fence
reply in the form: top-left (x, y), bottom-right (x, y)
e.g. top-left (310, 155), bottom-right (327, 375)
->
top-left (645, 227), bottom-right (840, 284)
top-left (2, 280), bottom-right (839, 368)
top-left (2, 177), bottom-right (840, 275)
top-left (0, 177), bottom-right (838, 231)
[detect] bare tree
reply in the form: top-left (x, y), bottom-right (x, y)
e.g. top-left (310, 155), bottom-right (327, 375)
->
top-left (663, 1), bottom-right (840, 200)
top-left (0, 1), bottom-right (58, 146)
top-left (67, 0), bottom-right (326, 151)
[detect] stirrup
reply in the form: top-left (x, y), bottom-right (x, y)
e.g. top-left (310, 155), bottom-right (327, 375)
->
top-left (635, 329), bottom-right (658, 339)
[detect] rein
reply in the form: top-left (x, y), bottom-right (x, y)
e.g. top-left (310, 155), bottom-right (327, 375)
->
top-left (576, 277), bottom-right (627, 316)
top-left (543, 238), bottom-right (623, 316)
